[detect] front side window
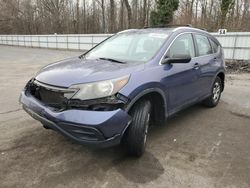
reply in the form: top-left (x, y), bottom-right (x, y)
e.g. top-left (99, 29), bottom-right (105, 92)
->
top-left (85, 32), bottom-right (169, 63)
top-left (195, 34), bottom-right (212, 56)
top-left (166, 33), bottom-right (195, 58)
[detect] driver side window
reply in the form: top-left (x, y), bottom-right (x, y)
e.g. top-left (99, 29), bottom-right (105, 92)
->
top-left (167, 33), bottom-right (195, 58)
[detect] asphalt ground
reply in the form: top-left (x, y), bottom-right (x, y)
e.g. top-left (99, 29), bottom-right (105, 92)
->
top-left (0, 45), bottom-right (250, 188)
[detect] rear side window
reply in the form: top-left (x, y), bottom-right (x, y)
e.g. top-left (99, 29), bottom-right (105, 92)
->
top-left (209, 38), bottom-right (220, 54)
top-left (195, 34), bottom-right (212, 56)
top-left (167, 33), bottom-right (195, 58)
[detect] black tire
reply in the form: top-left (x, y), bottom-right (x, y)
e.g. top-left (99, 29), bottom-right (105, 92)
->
top-left (124, 100), bottom-right (151, 157)
top-left (203, 77), bottom-right (222, 107)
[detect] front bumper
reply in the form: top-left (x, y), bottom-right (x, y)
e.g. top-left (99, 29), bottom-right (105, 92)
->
top-left (20, 91), bottom-right (131, 148)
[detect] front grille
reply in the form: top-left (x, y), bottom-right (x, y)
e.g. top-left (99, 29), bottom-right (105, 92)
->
top-left (38, 87), bottom-right (67, 109)
top-left (28, 80), bottom-right (69, 111)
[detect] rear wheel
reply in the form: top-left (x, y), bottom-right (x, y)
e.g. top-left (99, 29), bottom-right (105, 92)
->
top-left (124, 100), bottom-right (151, 157)
top-left (203, 77), bottom-right (222, 107)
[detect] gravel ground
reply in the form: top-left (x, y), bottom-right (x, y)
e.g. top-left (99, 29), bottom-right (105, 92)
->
top-left (0, 45), bottom-right (250, 188)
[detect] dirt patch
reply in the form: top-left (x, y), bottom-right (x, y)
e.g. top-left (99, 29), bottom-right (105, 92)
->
top-left (226, 60), bottom-right (250, 73)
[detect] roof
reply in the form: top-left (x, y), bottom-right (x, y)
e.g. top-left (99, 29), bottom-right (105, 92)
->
top-left (119, 25), bottom-right (208, 35)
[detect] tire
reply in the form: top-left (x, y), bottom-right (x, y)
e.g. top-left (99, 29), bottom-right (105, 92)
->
top-left (203, 77), bottom-right (222, 107)
top-left (125, 100), bottom-right (151, 157)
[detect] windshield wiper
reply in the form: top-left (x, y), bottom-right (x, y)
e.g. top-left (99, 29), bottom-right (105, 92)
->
top-left (99, 57), bottom-right (126, 64)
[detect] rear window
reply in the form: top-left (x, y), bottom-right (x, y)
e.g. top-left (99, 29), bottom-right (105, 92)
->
top-left (209, 39), bottom-right (220, 54)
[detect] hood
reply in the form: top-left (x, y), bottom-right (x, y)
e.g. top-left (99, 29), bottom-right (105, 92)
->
top-left (35, 57), bottom-right (145, 87)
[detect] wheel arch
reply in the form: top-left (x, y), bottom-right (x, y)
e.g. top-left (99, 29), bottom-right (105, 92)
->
top-left (125, 88), bottom-right (167, 124)
top-left (217, 72), bottom-right (225, 91)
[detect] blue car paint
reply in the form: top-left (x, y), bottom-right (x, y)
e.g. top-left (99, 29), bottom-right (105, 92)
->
top-left (35, 57), bottom-right (145, 87)
top-left (20, 27), bottom-right (225, 147)
top-left (20, 91), bottom-right (131, 138)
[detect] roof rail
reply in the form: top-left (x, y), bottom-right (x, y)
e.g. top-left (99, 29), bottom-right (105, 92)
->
top-left (143, 24), bottom-right (192, 29)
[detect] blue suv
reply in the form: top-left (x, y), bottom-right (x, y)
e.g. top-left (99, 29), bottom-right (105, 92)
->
top-left (20, 26), bottom-right (225, 156)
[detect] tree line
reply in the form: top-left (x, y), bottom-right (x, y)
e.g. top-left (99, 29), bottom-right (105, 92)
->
top-left (0, 0), bottom-right (249, 34)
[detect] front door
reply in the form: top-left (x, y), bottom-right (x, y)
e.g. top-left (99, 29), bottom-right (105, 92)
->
top-left (161, 33), bottom-right (200, 114)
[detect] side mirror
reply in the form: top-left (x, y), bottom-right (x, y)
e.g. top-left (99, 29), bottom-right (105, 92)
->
top-left (162, 54), bottom-right (191, 64)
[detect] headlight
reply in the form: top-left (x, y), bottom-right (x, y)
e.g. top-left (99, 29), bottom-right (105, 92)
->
top-left (68, 75), bottom-right (130, 100)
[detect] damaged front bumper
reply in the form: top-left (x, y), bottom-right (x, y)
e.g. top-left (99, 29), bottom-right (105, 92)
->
top-left (19, 91), bottom-right (132, 148)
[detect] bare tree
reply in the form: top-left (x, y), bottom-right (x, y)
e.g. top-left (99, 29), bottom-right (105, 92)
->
top-left (119, 0), bottom-right (124, 29)
top-left (0, 0), bottom-right (249, 34)
top-left (41, 0), bottom-right (67, 33)
top-left (109, 0), bottom-right (115, 32)
top-left (142, 0), bottom-right (147, 27)
top-left (123, 0), bottom-right (132, 28)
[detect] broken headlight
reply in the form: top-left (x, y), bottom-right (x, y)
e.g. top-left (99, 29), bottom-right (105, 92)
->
top-left (67, 75), bottom-right (130, 100)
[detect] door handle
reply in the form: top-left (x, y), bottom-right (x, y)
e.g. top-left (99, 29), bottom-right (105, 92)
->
top-left (193, 63), bottom-right (200, 70)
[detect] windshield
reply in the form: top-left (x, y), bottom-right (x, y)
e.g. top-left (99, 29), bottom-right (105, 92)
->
top-left (85, 31), bottom-right (169, 63)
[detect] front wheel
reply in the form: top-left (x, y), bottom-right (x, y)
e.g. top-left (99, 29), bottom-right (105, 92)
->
top-left (124, 100), bottom-right (151, 157)
top-left (203, 77), bottom-right (222, 107)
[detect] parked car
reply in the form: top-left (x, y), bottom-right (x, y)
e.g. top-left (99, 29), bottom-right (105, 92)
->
top-left (20, 26), bottom-right (225, 157)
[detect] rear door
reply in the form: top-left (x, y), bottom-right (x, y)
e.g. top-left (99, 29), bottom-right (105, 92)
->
top-left (193, 34), bottom-right (215, 97)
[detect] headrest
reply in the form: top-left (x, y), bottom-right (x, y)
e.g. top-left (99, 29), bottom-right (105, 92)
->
top-left (170, 40), bottom-right (188, 57)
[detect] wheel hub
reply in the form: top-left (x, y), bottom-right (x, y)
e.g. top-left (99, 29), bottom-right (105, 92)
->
top-left (213, 82), bottom-right (221, 102)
